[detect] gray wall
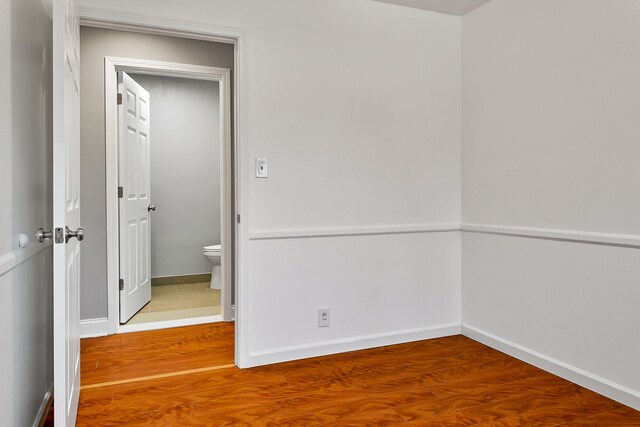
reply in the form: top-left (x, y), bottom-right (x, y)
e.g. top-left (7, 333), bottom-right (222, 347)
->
top-left (129, 74), bottom-right (220, 278)
top-left (462, 0), bottom-right (640, 406)
top-left (80, 27), bottom-right (233, 319)
top-left (0, 0), bottom-right (53, 425)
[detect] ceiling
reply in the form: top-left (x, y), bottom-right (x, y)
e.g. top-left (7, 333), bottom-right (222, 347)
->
top-left (372, 0), bottom-right (492, 16)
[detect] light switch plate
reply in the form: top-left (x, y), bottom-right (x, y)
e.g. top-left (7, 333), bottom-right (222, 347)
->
top-left (256, 158), bottom-right (268, 178)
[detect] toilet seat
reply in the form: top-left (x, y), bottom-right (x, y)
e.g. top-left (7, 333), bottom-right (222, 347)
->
top-left (203, 245), bottom-right (222, 290)
top-left (204, 244), bottom-right (221, 253)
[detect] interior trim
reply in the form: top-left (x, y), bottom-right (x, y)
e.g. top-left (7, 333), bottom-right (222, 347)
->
top-left (249, 223), bottom-right (461, 240)
top-left (80, 318), bottom-right (110, 339)
top-left (250, 222), bottom-right (640, 246)
top-left (0, 241), bottom-right (51, 278)
top-left (102, 56), bottom-right (233, 334)
top-left (462, 223), bottom-right (640, 248)
top-left (79, 7), bottom-right (241, 44)
top-left (33, 384), bottom-right (53, 427)
top-left (251, 323), bottom-right (461, 366)
top-left (249, 322), bottom-right (461, 367)
top-left (462, 324), bottom-right (640, 411)
top-left (117, 314), bottom-right (223, 334)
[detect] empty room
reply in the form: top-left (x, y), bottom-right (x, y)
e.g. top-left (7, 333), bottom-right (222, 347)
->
top-left (1, 0), bottom-right (639, 426)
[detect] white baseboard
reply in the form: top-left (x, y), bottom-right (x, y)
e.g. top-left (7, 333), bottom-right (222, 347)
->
top-left (249, 322), bottom-right (461, 367)
top-left (462, 324), bottom-right (640, 411)
top-left (32, 383), bottom-right (53, 427)
top-left (80, 317), bottom-right (109, 338)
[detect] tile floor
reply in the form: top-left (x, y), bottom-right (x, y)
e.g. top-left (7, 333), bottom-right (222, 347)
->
top-left (126, 281), bottom-right (221, 325)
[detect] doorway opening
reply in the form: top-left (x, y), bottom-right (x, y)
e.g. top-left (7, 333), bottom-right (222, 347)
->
top-left (104, 58), bottom-right (233, 333)
top-left (77, 11), bottom-right (249, 369)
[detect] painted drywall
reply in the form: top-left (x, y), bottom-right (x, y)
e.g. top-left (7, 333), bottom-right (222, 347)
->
top-left (0, 0), bottom-right (53, 425)
top-left (0, 0), bottom-right (10, 258)
top-left (78, 0), bottom-right (462, 365)
top-left (462, 0), bottom-right (640, 407)
top-left (249, 232), bottom-right (461, 359)
top-left (463, 0), bottom-right (640, 234)
top-left (462, 233), bottom-right (640, 406)
top-left (373, 0), bottom-right (492, 16)
top-left (79, 27), bottom-right (233, 318)
top-left (128, 74), bottom-right (221, 278)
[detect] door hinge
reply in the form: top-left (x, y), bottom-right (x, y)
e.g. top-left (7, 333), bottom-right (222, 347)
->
top-left (117, 93), bottom-right (123, 105)
top-left (118, 186), bottom-right (123, 198)
top-left (119, 279), bottom-right (124, 290)
top-left (236, 214), bottom-right (241, 224)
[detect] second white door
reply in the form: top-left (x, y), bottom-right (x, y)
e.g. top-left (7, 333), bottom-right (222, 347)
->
top-left (119, 71), bottom-right (152, 323)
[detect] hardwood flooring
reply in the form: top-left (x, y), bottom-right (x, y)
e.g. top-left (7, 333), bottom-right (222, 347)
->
top-left (76, 323), bottom-right (640, 426)
top-left (81, 323), bottom-right (234, 386)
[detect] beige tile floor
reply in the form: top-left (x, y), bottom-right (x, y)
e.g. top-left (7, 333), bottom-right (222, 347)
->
top-left (126, 282), bottom-right (221, 325)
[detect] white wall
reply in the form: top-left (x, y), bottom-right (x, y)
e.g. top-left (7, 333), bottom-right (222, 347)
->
top-left (79, 27), bottom-right (234, 318)
top-left (462, 0), bottom-right (640, 409)
top-left (79, 0), bottom-right (463, 364)
top-left (250, 232), bottom-right (461, 364)
top-left (0, 0), bottom-right (11, 259)
top-left (129, 74), bottom-right (221, 278)
top-left (0, 0), bottom-right (54, 425)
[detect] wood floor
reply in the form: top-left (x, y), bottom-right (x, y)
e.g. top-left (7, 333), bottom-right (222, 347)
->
top-left (76, 323), bottom-right (640, 426)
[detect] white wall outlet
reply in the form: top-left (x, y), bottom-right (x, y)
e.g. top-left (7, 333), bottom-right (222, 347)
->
top-left (318, 307), bottom-right (330, 327)
top-left (255, 158), bottom-right (268, 178)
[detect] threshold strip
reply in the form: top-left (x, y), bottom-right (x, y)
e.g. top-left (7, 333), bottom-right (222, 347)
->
top-left (80, 363), bottom-right (236, 390)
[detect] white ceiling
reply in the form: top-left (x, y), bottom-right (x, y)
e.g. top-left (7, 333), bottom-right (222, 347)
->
top-left (372, 0), bottom-right (492, 16)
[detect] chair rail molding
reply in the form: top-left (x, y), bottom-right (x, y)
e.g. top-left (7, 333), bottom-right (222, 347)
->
top-left (0, 241), bottom-right (51, 277)
top-left (462, 223), bottom-right (640, 248)
top-left (249, 223), bottom-right (461, 240)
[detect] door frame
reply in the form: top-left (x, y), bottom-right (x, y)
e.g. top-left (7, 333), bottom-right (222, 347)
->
top-left (80, 8), bottom-right (250, 368)
top-left (105, 58), bottom-right (232, 333)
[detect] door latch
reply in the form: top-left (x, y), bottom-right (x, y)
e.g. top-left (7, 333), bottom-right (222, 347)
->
top-left (54, 227), bottom-right (64, 244)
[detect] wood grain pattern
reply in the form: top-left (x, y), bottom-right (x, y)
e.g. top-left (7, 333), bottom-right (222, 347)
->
top-left (81, 322), bottom-right (234, 386)
top-left (76, 323), bottom-right (640, 426)
top-left (81, 363), bottom-right (236, 390)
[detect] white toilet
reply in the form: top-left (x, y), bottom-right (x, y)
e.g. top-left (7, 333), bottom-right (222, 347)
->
top-left (203, 244), bottom-right (222, 290)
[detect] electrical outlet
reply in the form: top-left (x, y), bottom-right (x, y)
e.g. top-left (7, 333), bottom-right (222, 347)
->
top-left (318, 307), bottom-right (330, 327)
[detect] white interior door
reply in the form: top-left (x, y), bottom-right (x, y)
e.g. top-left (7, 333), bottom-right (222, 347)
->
top-left (118, 72), bottom-right (152, 323)
top-left (53, 0), bottom-right (82, 425)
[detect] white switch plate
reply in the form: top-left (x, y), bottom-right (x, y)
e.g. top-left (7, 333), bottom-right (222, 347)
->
top-left (255, 158), bottom-right (268, 178)
top-left (318, 307), bottom-right (330, 327)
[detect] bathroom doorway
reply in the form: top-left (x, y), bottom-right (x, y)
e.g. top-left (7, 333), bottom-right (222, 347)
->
top-left (105, 58), bottom-right (233, 333)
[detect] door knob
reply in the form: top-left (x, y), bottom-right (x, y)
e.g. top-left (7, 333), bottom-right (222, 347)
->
top-left (35, 228), bottom-right (53, 243)
top-left (65, 226), bottom-right (85, 243)
top-left (148, 204), bottom-right (156, 212)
